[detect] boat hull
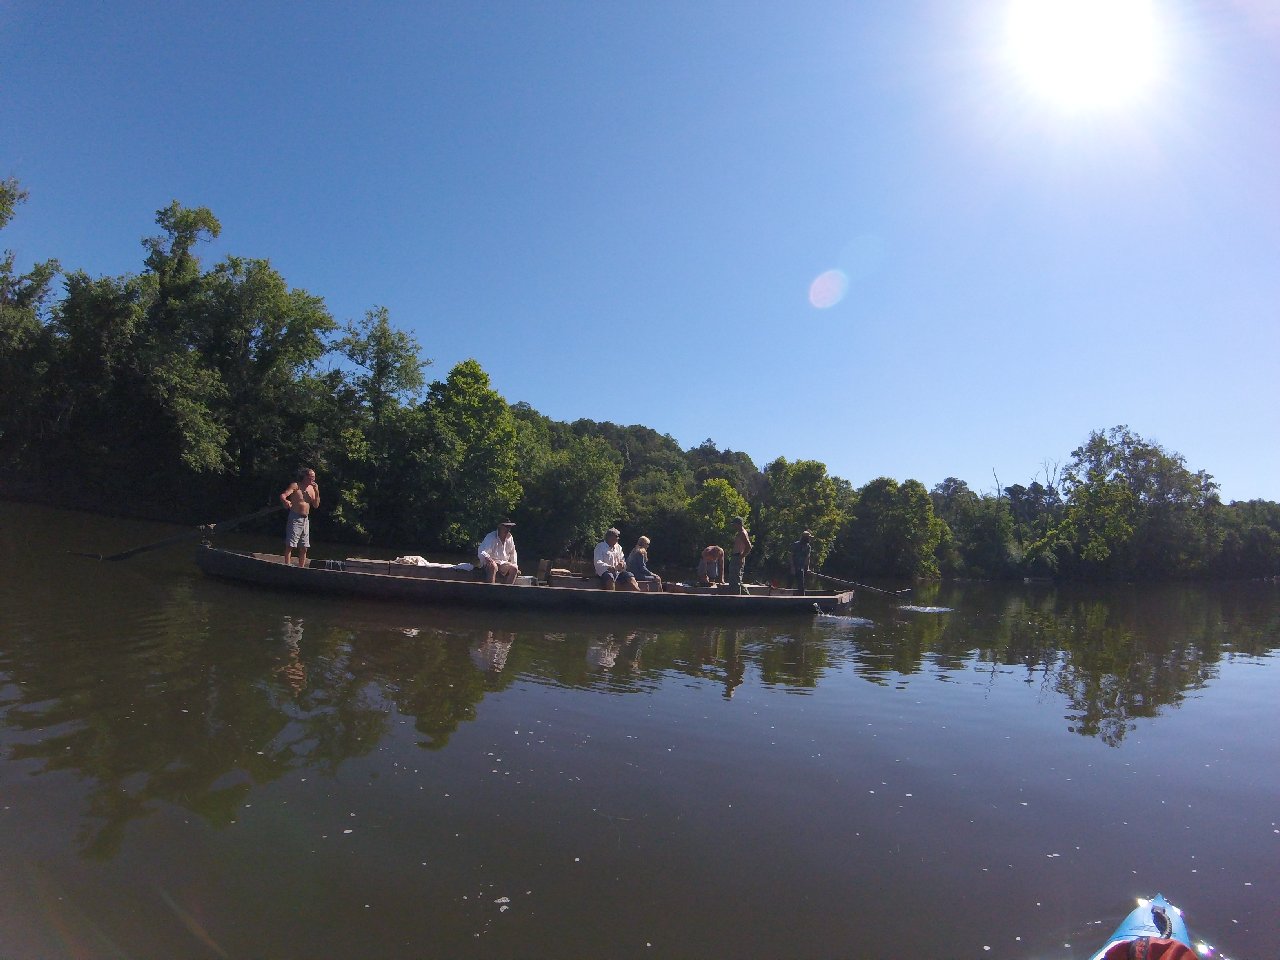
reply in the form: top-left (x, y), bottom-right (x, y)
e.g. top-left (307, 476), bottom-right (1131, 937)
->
top-left (195, 546), bottom-right (855, 615)
top-left (1088, 894), bottom-right (1196, 960)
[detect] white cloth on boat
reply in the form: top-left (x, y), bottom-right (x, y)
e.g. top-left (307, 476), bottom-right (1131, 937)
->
top-left (395, 556), bottom-right (474, 571)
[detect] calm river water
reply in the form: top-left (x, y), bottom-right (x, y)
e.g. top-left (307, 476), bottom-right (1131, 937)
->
top-left (1, 501), bottom-right (1276, 959)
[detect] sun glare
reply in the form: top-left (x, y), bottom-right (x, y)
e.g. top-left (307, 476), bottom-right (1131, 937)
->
top-left (1005, 0), bottom-right (1166, 112)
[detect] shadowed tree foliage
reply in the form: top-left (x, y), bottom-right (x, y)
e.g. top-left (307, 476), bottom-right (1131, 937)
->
top-left (1212, 500), bottom-right (1280, 578)
top-left (931, 478), bottom-right (1017, 578)
top-left (515, 433), bottom-right (623, 558)
top-left (833, 477), bottom-right (944, 579)
top-left (0, 179), bottom-right (60, 467)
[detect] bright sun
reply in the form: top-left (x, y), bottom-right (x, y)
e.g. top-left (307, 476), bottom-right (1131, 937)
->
top-left (1005, 0), bottom-right (1166, 112)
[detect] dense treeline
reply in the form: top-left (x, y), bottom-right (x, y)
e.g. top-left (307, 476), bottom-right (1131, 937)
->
top-left (3, 186), bottom-right (1278, 580)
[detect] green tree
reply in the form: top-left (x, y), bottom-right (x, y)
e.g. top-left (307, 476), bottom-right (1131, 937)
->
top-left (685, 439), bottom-right (762, 501)
top-left (516, 434), bottom-right (623, 558)
top-left (833, 477), bottom-right (944, 579)
top-left (930, 478), bottom-right (1017, 578)
top-left (411, 360), bottom-right (521, 550)
top-left (1053, 426), bottom-right (1217, 578)
top-left (687, 478), bottom-right (750, 554)
top-left (337, 306), bottom-right (428, 428)
top-left (133, 202), bottom-right (229, 481)
top-left (195, 256), bottom-right (338, 482)
top-left (1208, 500), bottom-right (1280, 578)
top-left (0, 179), bottom-right (60, 471)
top-left (754, 458), bottom-right (846, 577)
top-left (329, 306), bottom-right (430, 541)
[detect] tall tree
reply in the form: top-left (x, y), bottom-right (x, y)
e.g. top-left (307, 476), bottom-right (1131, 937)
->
top-left (1054, 426), bottom-right (1217, 578)
top-left (833, 477), bottom-right (944, 579)
top-left (411, 360), bottom-right (521, 550)
top-left (329, 306), bottom-right (430, 540)
top-left (0, 179), bottom-right (60, 470)
top-left (686, 478), bottom-right (751, 557)
top-left (337, 306), bottom-right (428, 429)
top-left (753, 458), bottom-right (846, 576)
top-left (195, 256), bottom-right (338, 482)
top-left (132, 202), bottom-right (229, 482)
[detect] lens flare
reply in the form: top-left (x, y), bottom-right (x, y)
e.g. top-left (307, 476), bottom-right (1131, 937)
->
top-left (808, 269), bottom-right (848, 309)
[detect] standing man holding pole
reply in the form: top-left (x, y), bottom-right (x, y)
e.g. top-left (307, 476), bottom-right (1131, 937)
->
top-left (791, 530), bottom-right (814, 596)
top-left (728, 516), bottom-right (752, 594)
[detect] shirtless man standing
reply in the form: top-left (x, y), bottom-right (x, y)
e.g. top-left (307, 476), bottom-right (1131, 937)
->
top-left (281, 467), bottom-right (320, 567)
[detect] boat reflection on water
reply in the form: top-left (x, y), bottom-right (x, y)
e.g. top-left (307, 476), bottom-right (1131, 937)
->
top-left (585, 633), bottom-right (649, 672)
top-left (275, 615), bottom-right (306, 695)
top-left (585, 636), bottom-right (620, 670)
top-left (469, 631), bottom-right (515, 673)
top-left (693, 627), bottom-right (746, 699)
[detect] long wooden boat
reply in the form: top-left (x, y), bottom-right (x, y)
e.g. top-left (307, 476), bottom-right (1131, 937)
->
top-left (195, 546), bottom-right (855, 615)
top-left (1088, 894), bottom-right (1199, 960)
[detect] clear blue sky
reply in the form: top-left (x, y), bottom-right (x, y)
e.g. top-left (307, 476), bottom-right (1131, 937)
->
top-left (5, 1), bottom-right (1278, 501)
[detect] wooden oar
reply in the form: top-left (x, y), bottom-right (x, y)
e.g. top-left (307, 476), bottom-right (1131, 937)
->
top-left (812, 571), bottom-right (911, 597)
top-left (74, 503), bottom-right (285, 562)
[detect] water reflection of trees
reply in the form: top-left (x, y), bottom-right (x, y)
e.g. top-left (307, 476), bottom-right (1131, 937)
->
top-left (903, 583), bottom-right (1278, 746)
top-left (3, 580), bottom-right (1277, 858)
top-left (790, 582), bottom-right (1278, 745)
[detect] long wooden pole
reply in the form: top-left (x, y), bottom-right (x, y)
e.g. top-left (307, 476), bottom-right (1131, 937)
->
top-left (812, 571), bottom-right (911, 597)
top-left (74, 503), bottom-right (285, 562)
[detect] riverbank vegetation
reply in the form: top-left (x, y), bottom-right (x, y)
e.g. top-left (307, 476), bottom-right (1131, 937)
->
top-left (3, 184), bottom-right (1277, 580)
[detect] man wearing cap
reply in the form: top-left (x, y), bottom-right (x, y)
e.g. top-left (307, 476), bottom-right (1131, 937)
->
top-left (791, 530), bottom-right (814, 596)
top-left (477, 521), bottom-right (520, 584)
top-left (728, 516), bottom-right (752, 594)
top-left (593, 527), bottom-right (639, 591)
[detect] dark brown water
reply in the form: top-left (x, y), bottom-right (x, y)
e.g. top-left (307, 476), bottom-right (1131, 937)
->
top-left (1, 501), bottom-right (1276, 959)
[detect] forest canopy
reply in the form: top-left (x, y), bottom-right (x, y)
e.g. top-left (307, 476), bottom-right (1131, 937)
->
top-left (2, 187), bottom-right (1277, 580)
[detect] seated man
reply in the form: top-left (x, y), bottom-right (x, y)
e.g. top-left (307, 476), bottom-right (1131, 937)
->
top-left (594, 528), bottom-right (639, 591)
top-left (696, 545), bottom-right (725, 586)
top-left (477, 521), bottom-right (519, 584)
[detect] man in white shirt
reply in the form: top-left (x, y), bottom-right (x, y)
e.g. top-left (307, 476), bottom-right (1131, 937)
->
top-left (593, 527), bottom-right (639, 591)
top-left (477, 521), bottom-right (519, 584)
